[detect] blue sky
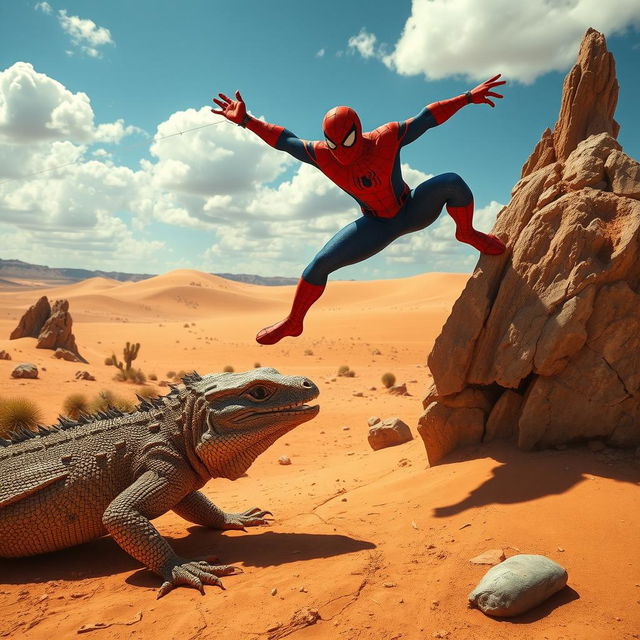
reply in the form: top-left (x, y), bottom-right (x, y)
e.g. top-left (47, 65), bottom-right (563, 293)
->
top-left (1, 0), bottom-right (639, 279)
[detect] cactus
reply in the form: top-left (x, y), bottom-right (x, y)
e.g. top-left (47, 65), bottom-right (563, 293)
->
top-left (123, 341), bottom-right (140, 371)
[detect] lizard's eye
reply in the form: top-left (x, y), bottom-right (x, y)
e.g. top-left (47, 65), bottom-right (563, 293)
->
top-left (246, 385), bottom-right (273, 401)
top-left (342, 126), bottom-right (356, 147)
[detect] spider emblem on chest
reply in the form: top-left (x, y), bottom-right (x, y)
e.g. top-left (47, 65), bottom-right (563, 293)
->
top-left (353, 170), bottom-right (381, 190)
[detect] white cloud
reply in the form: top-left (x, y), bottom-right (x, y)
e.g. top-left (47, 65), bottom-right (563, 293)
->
top-left (34, 2), bottom-right (52, 14)
top-left (316, 48), bottom-right (325, 58)
top-left (348, 29), bottom-right (378, 58)
top-left (0, 63), bottom-right (138, 148)
top-left (57, 9), bottom-right (114, 57)
top-left (350, 0), bottom-right (640, 84)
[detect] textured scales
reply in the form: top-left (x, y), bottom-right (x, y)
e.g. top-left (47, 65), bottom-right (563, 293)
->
top-left (0, 368), bottom-right (319, 597)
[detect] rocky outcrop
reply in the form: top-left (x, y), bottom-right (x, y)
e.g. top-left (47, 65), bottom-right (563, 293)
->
top-left (10, 297), bottom-right (86, 363)
top-left (418, 29), bottom-right (640, 464)
top-left (9, 296), bottom-right (51, 339)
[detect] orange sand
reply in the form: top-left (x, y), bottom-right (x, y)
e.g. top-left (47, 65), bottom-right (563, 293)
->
top-left (0, 270), bottom-right (638, 640)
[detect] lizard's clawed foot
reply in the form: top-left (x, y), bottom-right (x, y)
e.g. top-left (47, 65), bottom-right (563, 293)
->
top-left (221, 506), bottom-right (274, 530)
top-left (158, 560), bottom-right (242, 598)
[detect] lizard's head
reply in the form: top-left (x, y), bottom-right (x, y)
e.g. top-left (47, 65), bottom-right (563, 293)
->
top-left (183, 368), bottom-right (319, 480)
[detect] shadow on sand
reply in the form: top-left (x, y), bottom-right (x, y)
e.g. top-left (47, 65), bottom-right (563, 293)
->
top-left (430, 441), bottom-right (640, 518)
top-left (0, 529), bottom-right (375, 588)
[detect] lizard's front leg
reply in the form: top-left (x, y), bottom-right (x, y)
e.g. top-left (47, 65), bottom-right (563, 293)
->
top-left (173, 490), bottom-right (273, 530)
top-left (102, 471), bottom-right (240, 598)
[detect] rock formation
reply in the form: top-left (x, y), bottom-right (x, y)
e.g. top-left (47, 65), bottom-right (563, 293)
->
top-left (9, 296), bottom-right (50, 339)
top-left (418, 29), bottom-right (640, 464)
top-left (10, 297), bottom-right (86, 363)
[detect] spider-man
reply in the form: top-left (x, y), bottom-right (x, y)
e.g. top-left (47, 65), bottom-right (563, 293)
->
top-left (212, 75), bottom-right (506, 345)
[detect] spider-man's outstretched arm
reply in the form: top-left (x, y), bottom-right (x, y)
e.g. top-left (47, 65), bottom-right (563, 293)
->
top-left (400, 74), bottom-right (505, 146)
top-left (212, 91), bottom-right (317, 165)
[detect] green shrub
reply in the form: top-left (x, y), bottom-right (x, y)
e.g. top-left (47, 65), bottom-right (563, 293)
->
top-left (338, 365), bottom-right (356, 377)
top-left (125, 368), bottom-right (146, 385)
top-left (62, 393), bottom-right (89, 419)
top-left (381, 372), bottom-right (396, 388)
top-left (0, 397), bottom-right (43, 437)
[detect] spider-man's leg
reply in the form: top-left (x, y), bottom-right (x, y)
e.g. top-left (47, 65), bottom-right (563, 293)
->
top-left (256, 216), bottom-right (404, 345)
top-left (403, 173), bottom-right (505, 254)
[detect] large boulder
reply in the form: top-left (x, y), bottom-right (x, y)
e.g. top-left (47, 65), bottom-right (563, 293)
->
top-left (419, 29), bottom-right (640, 463)
top-left (10, 296), bottom-right (51, 339)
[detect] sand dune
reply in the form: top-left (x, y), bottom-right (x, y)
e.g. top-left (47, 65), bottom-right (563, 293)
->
top-left (0, 269), bottom-right (638, 640)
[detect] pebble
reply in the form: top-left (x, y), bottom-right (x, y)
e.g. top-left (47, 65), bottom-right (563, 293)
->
top-left (271, 588), bottom-right (277, 596)
top-left (383, 582), bottom-right (396, 588)
top-left (278, 456), bottom-right (291, 465)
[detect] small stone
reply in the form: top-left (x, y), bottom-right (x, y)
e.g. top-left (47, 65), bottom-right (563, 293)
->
top-left (75, 370), bottom-right (95, 381)
top-left (342, 426), bottom-right (350, 431)
top-left (388, 383), bottom-right (409, 396)
top-left (383, 582), bottom-right (396, 588)
top-left (278, 456), bottom-right (292, 465)
top-left (368, 416), bottom-right (381, 427)
top-left (299, 586), bottom-right (307, 593)
top-left (270, 588), bottom-right (277, 596)
top-left (0, 350), bottom-right (11, 360)
top-left (353, 391), bottom-right (364, 397)
top-left (557, 547), bottom-right (565, 552)
top-left (368, 417), bottom-right (413, 451)
top-left (11, 363), bottom-right (38, 379)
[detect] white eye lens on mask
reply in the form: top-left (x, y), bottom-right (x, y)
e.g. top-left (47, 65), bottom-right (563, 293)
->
top-left (342, 129), bottom-right (356, 147)
top-left (325, 138), bottom-right (336, 150)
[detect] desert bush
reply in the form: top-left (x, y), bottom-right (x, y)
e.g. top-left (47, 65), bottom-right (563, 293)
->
top-left (223, 365), bottom-right (234, 373)
top-left (176, 370), bottom-right (187, 380)
top-left (0, 397), bottom-right (43, 436)
top-left (126, 368), bottom-right (146, 384)
top-left (184, 323), bottom-right (190, 328)
top-left (254, 362), bottom-right (261, 368)
top-left (148, 373), bottom-right (158, 381)
top-left (62, 393), bottom-right (89, 419)
top-left (104, 356), bottom-right (114, 366)
top-left (90, 390), bottom-right (116, 413)
top-left (137, 386), bottom-right (158, 399)
top-left (113, 397), bottom-right (136, 412)
top-left (381, 372), bottom-right (396, 388)
top-left (338, 365), bottom-right (356, 377)
top-left (304, 349), bottom-right (314, 356)
top-left (166, 370), bottom-right (176, 379)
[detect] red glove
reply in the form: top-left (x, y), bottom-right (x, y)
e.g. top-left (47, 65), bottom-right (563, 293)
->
top-left (211, 91), bottom-right (247, 124)
top-left (468, 74), bottom-right (506, 107)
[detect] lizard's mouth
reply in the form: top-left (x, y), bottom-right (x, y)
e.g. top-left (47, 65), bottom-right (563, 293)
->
top-left (235, 399), bottom-right (319, 423)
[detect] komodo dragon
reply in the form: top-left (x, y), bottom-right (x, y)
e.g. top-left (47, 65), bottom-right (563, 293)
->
top-left (0, 368), bottom-right (319, 596)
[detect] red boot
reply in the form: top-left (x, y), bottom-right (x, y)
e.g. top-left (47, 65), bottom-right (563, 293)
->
top-left (446, 201), bottom-right (506, 255)
top-left (256, 278), bottom-right (325, 345)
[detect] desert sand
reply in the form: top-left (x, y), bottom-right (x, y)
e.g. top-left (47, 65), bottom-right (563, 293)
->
top-left (0, 270), bottom-right (638, 640)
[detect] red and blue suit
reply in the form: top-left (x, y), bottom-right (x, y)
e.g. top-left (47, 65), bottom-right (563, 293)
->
top-left (212, 76), bottom-right (506, 344)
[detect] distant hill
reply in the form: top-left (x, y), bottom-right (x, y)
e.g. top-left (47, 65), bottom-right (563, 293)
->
top-left (0, 259), bottom-right (297, 287)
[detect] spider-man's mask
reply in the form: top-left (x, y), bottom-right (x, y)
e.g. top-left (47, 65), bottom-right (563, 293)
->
top-left (322, 106), bottom-right (363, 165)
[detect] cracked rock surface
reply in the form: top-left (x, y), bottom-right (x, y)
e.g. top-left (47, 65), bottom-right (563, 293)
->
top-left (419, 28), bottom-right (640, 463)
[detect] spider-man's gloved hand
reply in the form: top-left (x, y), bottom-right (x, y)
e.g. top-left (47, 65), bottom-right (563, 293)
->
top-left (468, 74), bottom-right (506, 107)
top-left (211, 91), bottom-right (247, 124)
